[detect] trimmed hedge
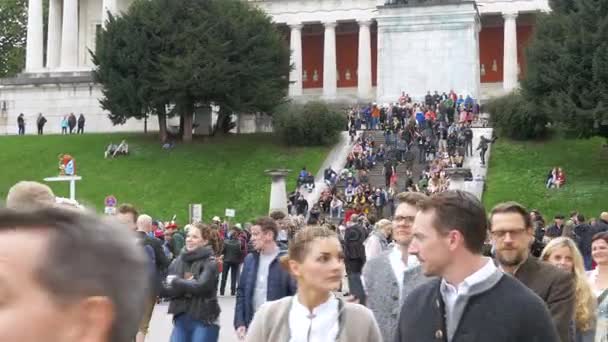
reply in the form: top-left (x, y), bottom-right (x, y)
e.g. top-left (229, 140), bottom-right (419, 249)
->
top-left (486, 92), bottom-right (549, 140)
top-left (273, 101), bottom-right (346, 146)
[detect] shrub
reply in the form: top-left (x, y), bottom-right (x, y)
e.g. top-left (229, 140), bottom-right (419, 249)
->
top-left (273, 101), bottom-right (346, 146)
top-left (485, 92), bottom-right (549, 140)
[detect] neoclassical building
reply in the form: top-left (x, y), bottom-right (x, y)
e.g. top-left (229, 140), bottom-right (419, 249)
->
top-left (0, 0), bottom-right (549, 134)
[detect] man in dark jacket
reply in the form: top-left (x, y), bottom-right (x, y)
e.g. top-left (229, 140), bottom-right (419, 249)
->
top-left (574, 214), bottom-right (596, 270)
top-left (220, 228), bottom-right (244, 296)
top-left (490, 202), bottom-right (574, 342)
top-left (462, 124), bottom-right (473, 156)
top-left (545, 215), bottom-right (565, 239)
top-left (17, 113), bottom-right (25, 135)
top-left (397, 191), bottom-right (558, 342)
top-left (135, 214), bottom-right (170, 342)
top-left (77, 113), bottom-right (85, 134)
top-left (36, 113), bottom-right (47, 135)
top-left (397, 191), bottom-right (559, 342)
top-left (343, 216), bottom-right (367, 304)
top-left (68, 113), bottom-right (77, 134)
top-left (477, 135), bottom-right (497, 165)
top-left (234, 217), bottom-right (296, 339)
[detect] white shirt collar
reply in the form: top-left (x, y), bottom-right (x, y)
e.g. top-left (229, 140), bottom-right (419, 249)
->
top-left (440, 257), bottom-right (497, 297)
top-left (389, 245), bottom-right (419, 269)
top-left (289, 294), bottom-right (339, 342)
top-left (389, 245), bottom-right (419, 297)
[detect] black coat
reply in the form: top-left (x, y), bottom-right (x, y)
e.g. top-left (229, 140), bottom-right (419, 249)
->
top-left (343, 224), bottom-right (366, 274)
top-left (395, 275), bottom-right (559, 342)
top-left (222, 238), bottom-right (243, 264)
top-left (164, 246), bottom-right (221, 324)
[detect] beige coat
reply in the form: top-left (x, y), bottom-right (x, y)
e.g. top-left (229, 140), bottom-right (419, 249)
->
top-left (245, 296), bottom-right (383, 342)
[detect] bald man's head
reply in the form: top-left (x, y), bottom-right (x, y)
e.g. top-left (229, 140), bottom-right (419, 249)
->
top-left (6, 181), bottom-right (55, 211)
top-left (136, 214), bottom-right (153, 233)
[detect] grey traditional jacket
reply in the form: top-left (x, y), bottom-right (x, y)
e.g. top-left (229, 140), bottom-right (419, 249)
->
top-left (362, 248), bottom-right (428, 342)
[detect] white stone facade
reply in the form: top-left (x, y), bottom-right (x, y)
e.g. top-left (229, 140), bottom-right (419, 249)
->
top-left (0, 0), bottom-right (549, 135)
top-left (375, 2), bottom-right (481, 102)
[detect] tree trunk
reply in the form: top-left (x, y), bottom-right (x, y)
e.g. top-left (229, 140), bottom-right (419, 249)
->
top-left (144, 115), bottom-right (148, 134)
top-left (182, 106), bottom-right (193, 142)
top-left (157, 111), bottom-right (167, 143)
top-left (216, 110), bottom-right (228, 135)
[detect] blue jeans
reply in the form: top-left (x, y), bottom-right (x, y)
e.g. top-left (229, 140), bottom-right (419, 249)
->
top-left (171, 313), bottom-right (219, 342)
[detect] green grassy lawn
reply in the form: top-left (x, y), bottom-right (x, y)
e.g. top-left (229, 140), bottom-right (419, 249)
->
top-left (0, 133), bottom-right (330, 223)
top-left (484, 136), bottom-right (607, 219)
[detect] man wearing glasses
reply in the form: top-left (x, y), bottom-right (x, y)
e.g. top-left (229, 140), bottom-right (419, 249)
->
top-left (395, 191), bottom-right (559, 342)
top-left (490, 201), bottom-right (574, 342)
top-left (362, 192), bottom-right (429, 342)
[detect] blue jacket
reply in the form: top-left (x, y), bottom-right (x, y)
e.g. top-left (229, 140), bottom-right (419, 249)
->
top-left (234, 249), bottom-right (297, 329)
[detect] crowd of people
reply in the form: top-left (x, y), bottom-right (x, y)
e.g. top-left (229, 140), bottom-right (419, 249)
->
top-left (16, 112), bottom-right (86, 135)
top-left (3, 171), bottom-right (608, 342)
top-left (3, 90), bottom-right (605, 342)
top-left (288, 90), bottom-right (489, 234)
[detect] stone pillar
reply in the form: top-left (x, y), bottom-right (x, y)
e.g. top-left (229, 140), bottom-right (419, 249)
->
top-left (357, 20), bottom-right (373, 100)
top-left (288, 24), bottom-right (303, 97)
top-left (502, 12), bottom-right (518, 91)
top-left (25, 0), bottom-right (44, 71)
top-left (265, 169), bottom-right (291, 215)
top-left (46, 0), bottom-right (62, 69)
top-left (101, 0), bottom-right (117, 27)
top-left (322, 21), bottom-right (337, 99)
top-left (60, 0), bottom-right (79, 69)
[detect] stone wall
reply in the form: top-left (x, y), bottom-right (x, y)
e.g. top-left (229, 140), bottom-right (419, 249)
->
top-left (375, 2), bottom-right (480, 102)
top-left (0, 77), bottom-right (155, 135)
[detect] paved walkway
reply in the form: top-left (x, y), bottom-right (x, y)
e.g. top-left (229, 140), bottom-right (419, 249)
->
top-left (449, 127), bottom-right (494, 199)
top-left (301, 131), bottom-right (354, 206)
top-left (147, 296), bottom-right (239, 342)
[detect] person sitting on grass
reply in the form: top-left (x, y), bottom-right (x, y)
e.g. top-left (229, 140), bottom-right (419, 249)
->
top-left (555, 167), bottom-right (566, 188)
top-left (546, 167), bottom-right (557, 188)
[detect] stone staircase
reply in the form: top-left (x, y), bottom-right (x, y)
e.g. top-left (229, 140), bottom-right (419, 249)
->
top-left (336, 129), bottom-right (427, 194)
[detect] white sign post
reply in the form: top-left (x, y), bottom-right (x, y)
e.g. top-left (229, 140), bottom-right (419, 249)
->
top-left (189, 204), bottom-right (203, 223)
top-left (43, 175), bottom-right (82, 201)
top-left (225, 208), bottom-right (236, 218)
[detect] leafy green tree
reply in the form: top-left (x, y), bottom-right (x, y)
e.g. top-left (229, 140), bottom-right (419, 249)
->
top-left (521, 0), bottom-right (608, 140)
top-left (0, 0), bottom-right (26, 78)
top-left (92, 0), bottom-right (170, 141)
top-left (93, 0), bottom-right (290, 142)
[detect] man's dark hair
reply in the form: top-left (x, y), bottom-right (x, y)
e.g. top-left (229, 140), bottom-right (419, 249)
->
top-left (577, 214), bottom-right (586, 223)
top-left (489, 201), bottom-right (533, 230)
top-left (0, 208), bottom-right (148, 342)
top-left (555, 214), bottom-right (565, 220)
top-left (117, 203), bottom-right (138, 222)
top-left (418, 190), bottom-right (487, 254)
top-left (254, 216), bottom-right (278, 240)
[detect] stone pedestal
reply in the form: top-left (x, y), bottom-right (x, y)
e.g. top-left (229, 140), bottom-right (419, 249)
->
top-left (376, 1), bottom-right (480, 102)
top-left (265, 169), bottom-right (291, 215)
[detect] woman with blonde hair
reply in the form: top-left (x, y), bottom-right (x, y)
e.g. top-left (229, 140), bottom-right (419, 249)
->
top-left (541, 237), bottom-right (596, 341)
top-left (246, 226), bottom-right (381, 341)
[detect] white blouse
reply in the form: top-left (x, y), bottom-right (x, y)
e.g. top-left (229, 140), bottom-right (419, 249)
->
top-left (289, 294), bottom-right (340, 342)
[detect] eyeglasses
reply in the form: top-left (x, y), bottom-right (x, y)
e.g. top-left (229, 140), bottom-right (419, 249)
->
top-left (393, 215), bottom-right (415, 223)
top-left (490, 228), bottom-right (528, 239)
